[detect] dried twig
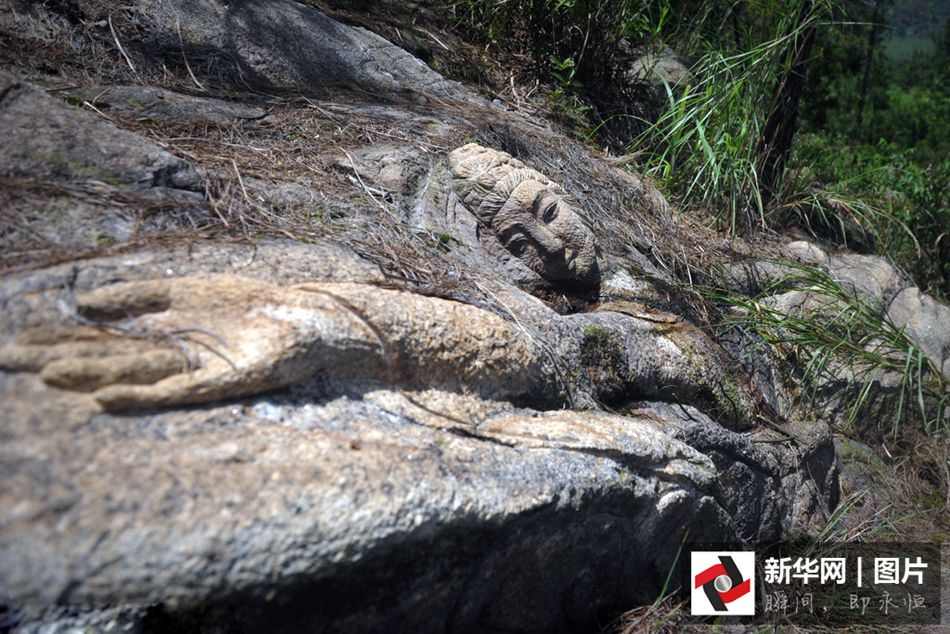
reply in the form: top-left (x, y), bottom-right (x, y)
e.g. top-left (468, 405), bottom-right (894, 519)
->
top-left (420, 28), bottom-right (450, 51)
top-left (341, 149), bottom-right (395, 216)
top-left (82, 100), bottom-right (113, 121)
top-left (176, 19), bottom-right (207, 92)
top-left (108, 15), bottom-right (137, 76)
top-left (231, 159), bottom-right (251, 205)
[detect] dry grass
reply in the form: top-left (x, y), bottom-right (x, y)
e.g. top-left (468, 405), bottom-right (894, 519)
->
top-left (1, 0), bottom-right (781, 315)
top-left (854, 433), bottom-right (950, 541)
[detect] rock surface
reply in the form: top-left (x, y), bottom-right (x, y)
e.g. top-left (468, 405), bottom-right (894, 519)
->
top-left (627, 48), bottom-right (692, 91)
top-left (0, 72), bottom-right (201, 195)
top-left (140, 0), bottom-right (472, 100)
top-left (714, 237), bottom-right (950, 428)
top-left (0, 244), bottom-right (835, 633)
top-left (888, 286), bottom-right (950, 378)
top-left (1, 378), bottom-right (735, 632)
top-left (70, 85), bottom-right (268, 124)
top-left (4, 0), bottom-right (948, 631)
top-left (0, 70), bottom-right (206, 265)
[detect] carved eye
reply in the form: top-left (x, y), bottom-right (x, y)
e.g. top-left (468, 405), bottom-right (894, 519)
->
top-left (509, 238), bottom-right (528, 256)
top-left (541, 203), bottom-right (559, 223)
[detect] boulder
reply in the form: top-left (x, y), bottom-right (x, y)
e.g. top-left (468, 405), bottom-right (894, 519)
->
top-left (718, 242), bottom-right (910, 313)
top-left (0, 382), bottom-right (733, 632)
top-left (140, 0), bottom-right (472, 100)
top-left (888, 287), bottom-right (950, 378)
top-left (0, 243), bottom-right (836, 631)
top-left (0, 72), bottom-right (200, 195)
top-left (827, 253), bottom-right (909, 312)
top-left (782, 240), bottom-right (828, 265)
top-left (627, 48), bottom-right (692, 94)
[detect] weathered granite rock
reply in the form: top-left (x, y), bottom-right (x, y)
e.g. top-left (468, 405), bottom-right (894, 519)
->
top-left (0, 71), bottom-right (206, 260)
top-left (0, 240), bottom-right (386, 340)
top-left (0, 242), bottom-right (835, 632)
top-left (0, 7), bottom-right (848, 630)
top-left (637, 401), bottom-right (838, 539)
top-left (333, 145), bottom-right (434, 200)
top-left (720, 239), bottom-right (950, 428)
top-left (0, 275), bottom-right (561, 411)
top-left (0, 72), bottom-right (200, 195)
top-left (719, 242), bottom-right (909, 313)
top-left (69, 85), bottom-right (267, 124)
top-left (0, 382), bottom-right (731, 632)
top-left (140, 0), bottom-right (472, 100)
top-left (726, 241), bottom-right (950, 383)
top-left (828, 253), bottom-right (909, 312)
top-left (888, 287), bottom-right (950, 378)
top-left (715, 318), bottom-right (797, 420)
top-left (782, 240), bottom-right (829, 266)
top-left (560, 309), bottom-right (762, 430)
top-left (628, 48), bottom-right (692, 91)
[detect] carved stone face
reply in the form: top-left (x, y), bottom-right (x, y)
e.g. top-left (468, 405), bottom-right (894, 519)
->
top-left (448, 144), bottom-right (599, 287)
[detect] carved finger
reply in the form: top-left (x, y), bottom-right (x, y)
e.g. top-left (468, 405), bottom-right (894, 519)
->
top-left (0, 345), bottom-right (60, 372)
top-left (76, 280), bottom-right (174, 321)
top-left (93, 366), bottom-right (255, 412)
top-left (0, 339), bottom-right (157, 372)
top-left (18, 325), bottom-right (114, 345)
top-left (40, 349), bottom-right (187, 392)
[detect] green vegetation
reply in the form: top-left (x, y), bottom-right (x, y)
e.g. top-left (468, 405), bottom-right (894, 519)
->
top-left (795, 6), bottom-right (950, 297)
top-left (454, 0), bottom-right (669, 83)
top-left (456, 0), bottom-right (948, 435)
top-left (884, 34), bottom-right (934, 60)
top-left (458, 0), bottom-right (947, 411)
top-left (633, 1), bottom-right (832, 234)
top-left (455, 0), bottom-right (948, 296)
top-left (788, 135), bottom-right (949, 297)
top-left (705, 263), bottom-right (947, 436)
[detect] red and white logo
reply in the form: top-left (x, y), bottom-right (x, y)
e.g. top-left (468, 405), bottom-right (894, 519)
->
top-left (690, 551), bottom-right (755, 615)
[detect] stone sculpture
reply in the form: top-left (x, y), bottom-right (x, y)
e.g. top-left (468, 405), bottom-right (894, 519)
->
top-left (448, 143), bottom-right (601, 288)
top-left (0, 275), bottom-right (557, 411)
top-left (0, 4), bottom-right (849, 629)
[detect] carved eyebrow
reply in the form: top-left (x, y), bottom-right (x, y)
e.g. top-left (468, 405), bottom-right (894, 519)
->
top-left (531, 191), bottom-right (558, 217)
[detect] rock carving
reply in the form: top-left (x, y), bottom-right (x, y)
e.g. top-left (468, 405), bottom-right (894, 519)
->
top-left (0, 4), bottom-right (860, 629)
top-left (448, 143), bottom-right (601, 288)
top-left (0, 275), bottom-right (556, 411)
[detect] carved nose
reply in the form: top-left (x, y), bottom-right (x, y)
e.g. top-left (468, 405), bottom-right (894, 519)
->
top-left (525, 225), bottom-right (565, 260)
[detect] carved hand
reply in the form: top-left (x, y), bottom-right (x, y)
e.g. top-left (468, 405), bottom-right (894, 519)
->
top-left (0, 276), bottom-right (549, 411)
